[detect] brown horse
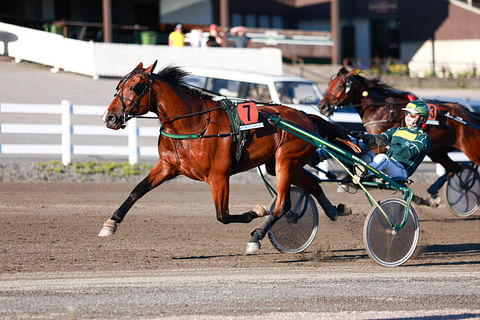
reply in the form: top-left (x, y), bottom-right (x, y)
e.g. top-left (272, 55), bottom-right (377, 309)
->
top-left (319, 67), bottom-right (480, 205)
top-left (99, 61), bottom-right (352, 254)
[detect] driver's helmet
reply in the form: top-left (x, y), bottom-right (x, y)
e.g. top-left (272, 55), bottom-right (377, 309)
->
top-left (402, 100), bottom-right (429, 125)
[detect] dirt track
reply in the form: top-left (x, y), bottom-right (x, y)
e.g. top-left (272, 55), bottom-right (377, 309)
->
top-left (1, 181), bottom-right (479, 274)
top-left (1, 181), bottom-right (480, 318)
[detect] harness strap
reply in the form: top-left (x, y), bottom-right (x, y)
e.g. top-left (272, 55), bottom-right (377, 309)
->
top-left (158, 102), bottom-right (233, 138)
top-left (158, 99), bottom-right (248, 172)
top-left (364, 118), bottom-right (401, 127)
top-left (159, 127), bottom-right (236, 139)
top-left (335, 138), bottom-right (362, 154)
top-left (442, 111), bottom-right (480, 131)
top-left (221, 100), bottom-right (248, 171)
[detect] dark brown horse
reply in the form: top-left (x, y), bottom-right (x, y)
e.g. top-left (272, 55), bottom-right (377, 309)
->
top-left (319, 67), bottom-right (480, 205)
top-left (99, 61), bottom-right (352, 254)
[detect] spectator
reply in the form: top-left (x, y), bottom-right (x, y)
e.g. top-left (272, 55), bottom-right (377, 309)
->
top-left (189, 28), bottom-right (203, 47)
top-left (206, 24), bottom-right (222, 47)
top-left (168, 24), bottom-right (184, 47)
top-left (230, 26), bottom-right (250, 48)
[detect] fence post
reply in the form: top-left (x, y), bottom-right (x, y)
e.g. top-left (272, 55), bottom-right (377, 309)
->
top-left (61, 100), bottom-right (71, 165)
top-left (128, 118), bottom-right (138, 164)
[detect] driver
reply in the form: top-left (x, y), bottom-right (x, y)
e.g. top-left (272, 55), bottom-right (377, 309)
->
top-left (352, 100), bottom-right (432, 181)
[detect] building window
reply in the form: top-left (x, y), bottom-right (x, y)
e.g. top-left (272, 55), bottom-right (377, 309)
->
top-left (231, 13), bottom-right (284, 29)
top-left (259, 15), bottom-right (269, 28)
top-left (272, 16), bottom-right (283, 29)
top-left (245, 14), bottom-right (256, 27)
top-left (232, 13), bottom-right (243, 27)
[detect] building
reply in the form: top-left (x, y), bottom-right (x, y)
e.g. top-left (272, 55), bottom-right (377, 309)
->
top-left (1, 0), bottom-right (479, 76)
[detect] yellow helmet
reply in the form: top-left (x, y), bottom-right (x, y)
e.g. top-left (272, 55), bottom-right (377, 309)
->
top-left (402, 100), bottom-right (429, 125)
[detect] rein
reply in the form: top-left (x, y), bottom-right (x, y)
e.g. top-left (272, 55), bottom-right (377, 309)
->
top-left (157, 106), bottom-right (226, 121)
top-left (333, 98), bottom-right (405, 127)
top-left (337, 100), bottom-right (410, 109)
top-left (115, 70), bottom-right (240, 140)
top-left (159, 100), bottom-right (239, 140)
top-left (133, 106), bottom-right (227, 121)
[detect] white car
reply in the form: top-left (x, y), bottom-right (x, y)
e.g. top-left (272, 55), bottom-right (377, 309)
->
top-left (184, 67), bottom-right (324, 117)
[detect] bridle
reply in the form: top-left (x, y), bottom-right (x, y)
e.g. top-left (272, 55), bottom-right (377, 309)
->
top-left (326, 74), bottom-right (413, 128)
top-left (113, 69), bottom-right (154, 129)
top-left (109, 68), bottom-right (241, 140)
top-left (323, 74), bottom-right (353, 109)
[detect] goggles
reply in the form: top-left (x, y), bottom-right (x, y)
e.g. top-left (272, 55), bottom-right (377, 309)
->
top-left (406, 111), bottom-right (419, 119)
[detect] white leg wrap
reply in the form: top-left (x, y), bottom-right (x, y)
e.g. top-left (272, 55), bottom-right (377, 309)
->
top-left (245, 241), bottom-right (261, 254)
top-left (98, 219), bottom-right (117, 237)
top-left (252, 204), bottom-right (268, 217)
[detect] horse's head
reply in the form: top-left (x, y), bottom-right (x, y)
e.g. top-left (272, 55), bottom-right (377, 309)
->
top-left (318, 67), bottom-right (359, 117)
top-left (103, 61), bottom-right (157, 130)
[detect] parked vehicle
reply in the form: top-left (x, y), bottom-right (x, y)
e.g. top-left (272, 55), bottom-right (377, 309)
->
top-left (184, 67), bottom-right (324, 117)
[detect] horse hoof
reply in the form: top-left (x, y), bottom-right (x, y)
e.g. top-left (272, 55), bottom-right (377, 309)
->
top-left (98, 219), bottom-right (117, 237)
top-left (246, 241), bottom-right (261, 254)
top-left (429, 197), bottom-right (441, 208)
top-left (252, 204), bottom-right (268, 217)
top-left (337, 203), bottom-right (352, 216)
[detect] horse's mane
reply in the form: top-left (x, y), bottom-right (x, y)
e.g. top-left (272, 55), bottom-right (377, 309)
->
top-left (154, 66), bottom-right (214, 100)
top-left (338, 67), bottom-right (403, 93)
top-left (351, 73), bottom-right (393, 91)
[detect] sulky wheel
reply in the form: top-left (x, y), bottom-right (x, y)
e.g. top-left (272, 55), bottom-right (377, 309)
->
top-left (268, 186), bottom-right (318, 254)
top-left (363, 197), bottom-right (419, 267)
top-left (444, 163), bottom-right (480, 217)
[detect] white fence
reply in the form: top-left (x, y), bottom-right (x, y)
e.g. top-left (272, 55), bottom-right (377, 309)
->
top-left (0, 101), bottom-right (468, 174)
top-left (0, 22), bottom-right (283, 78)
top-left (0, 101), bottom-right (158, 165)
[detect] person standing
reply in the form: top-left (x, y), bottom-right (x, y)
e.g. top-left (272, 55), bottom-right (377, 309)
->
top-left (189, 28), bottom-right (203, 47)
top-left (230, 26), bottom-right (250, 48)
top-left (206, 24), bottom-right (222, 47)
top-left (168, 24), bottom-right (185, 47)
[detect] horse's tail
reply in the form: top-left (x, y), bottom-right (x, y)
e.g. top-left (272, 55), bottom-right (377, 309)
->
top-left (309, 115), bottom-right (360, 154)
top-left (309, 114), bottom-right (350, 140)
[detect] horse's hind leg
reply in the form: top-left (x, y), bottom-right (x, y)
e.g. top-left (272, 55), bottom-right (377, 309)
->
top-left (246, 160), bottom-right (293, 254)
top-left (416, 150), bottom-right (462, 207)
top-left (291, 167), bottom-right (350, 221)
top-left (245, 159), bottom-right (349, 254)
top-left (98, 160), bottom-right (177, 236)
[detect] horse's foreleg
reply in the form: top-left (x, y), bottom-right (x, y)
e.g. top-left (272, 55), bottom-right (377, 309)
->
top-left (209, 176), bottom-right (259, 224)
top-left (426, 174), bottom-right (448, 198)
top-left (98, 161), bottom-right (177, 236)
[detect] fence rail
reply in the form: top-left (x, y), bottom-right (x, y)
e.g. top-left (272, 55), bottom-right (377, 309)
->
top-left (0, 100), bottom-right (158, 164)
top-left (0, 101), bottom-right (468, 175)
